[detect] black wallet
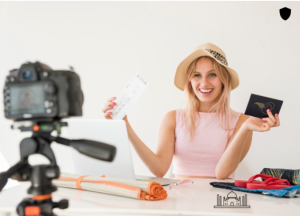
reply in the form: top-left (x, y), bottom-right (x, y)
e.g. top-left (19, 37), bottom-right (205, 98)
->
top-left (244, 94), bottom-right (283, 118)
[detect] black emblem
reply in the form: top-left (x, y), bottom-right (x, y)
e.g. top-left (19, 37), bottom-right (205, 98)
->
top-left (279, 7), bottom-right (291, 20)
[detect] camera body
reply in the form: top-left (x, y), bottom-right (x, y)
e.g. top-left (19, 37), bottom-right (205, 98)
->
top-left (3, 62), bottom-right (83, 121)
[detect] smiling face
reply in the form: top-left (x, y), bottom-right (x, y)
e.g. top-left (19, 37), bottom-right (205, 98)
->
top-left (190, 57), bottom-right (224, 112)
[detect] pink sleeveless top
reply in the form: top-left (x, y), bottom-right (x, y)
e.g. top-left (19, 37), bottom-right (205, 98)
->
top-left (173, 109), bottom-right (241, 179)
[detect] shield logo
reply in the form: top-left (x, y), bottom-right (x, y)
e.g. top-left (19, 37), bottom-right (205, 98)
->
top-left (280, 7), bottom-right (291, 20)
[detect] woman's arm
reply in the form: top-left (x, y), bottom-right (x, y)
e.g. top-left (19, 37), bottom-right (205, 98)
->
top-left (215, 114), bottom-right (252, 179)
top-left (103, 97), bottom-right (175, 177)
top-left (124, 110), bottom-right (176, 177)
top-left (215, 110), bottom-right (280, 179)
top-left (125, 111), bottom-right (176, 178)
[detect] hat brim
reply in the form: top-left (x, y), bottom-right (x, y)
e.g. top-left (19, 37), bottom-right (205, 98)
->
top-left (174, 49), bottom-right (239, 91)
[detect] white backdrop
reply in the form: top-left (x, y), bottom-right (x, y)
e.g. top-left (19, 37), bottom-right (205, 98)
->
top-left (0, 1), bottom-right (299, 179)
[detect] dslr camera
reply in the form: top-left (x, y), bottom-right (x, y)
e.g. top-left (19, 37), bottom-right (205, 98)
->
top-left (3, 62), bottom-right (83, 121)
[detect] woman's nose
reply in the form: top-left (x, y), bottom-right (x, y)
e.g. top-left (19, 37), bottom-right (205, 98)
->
top-left (201, 77), bottom-right (209, 85)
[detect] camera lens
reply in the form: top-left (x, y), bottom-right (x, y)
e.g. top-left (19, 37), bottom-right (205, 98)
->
top-left (22, 71), bottom-right (31, 79)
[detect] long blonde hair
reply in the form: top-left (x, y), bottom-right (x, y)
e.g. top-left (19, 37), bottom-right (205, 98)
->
top-left (183, 56), bottom-right (237, 142)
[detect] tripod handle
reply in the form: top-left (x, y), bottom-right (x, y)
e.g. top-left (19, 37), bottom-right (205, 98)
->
top-left (70, 139), bottom-right (116, 162)
top-left (0, 161), bottom-right (28, 192)
top-left (0, 172), bottom-right (8, 192)
top-left (52, 136), bottom-right (116, 162)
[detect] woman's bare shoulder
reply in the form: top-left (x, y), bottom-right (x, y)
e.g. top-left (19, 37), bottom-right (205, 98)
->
top-left (162, 110), bottom-right (177, 128)
top-left (166, 110), bottom-right (177, 116)
top-left (164, 110), bottom-right (177, 120)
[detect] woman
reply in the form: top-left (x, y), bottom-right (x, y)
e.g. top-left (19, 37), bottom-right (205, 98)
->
top-left (102, 43), bottom-right (280, 179)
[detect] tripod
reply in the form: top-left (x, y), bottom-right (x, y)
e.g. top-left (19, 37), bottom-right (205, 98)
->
top-left (0, 121), bottom-right (116, 216)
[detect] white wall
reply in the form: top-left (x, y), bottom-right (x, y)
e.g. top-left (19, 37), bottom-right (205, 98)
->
top-left (0, 2), bottom-right (299, 179)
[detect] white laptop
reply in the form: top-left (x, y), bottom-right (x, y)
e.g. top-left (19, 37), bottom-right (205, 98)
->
top-left (64, 119), bottom-right (136, 180)
top-left (64, 118), bottom-right (179, 186)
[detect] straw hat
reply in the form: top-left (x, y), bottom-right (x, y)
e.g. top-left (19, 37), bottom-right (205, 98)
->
top-left (174, 42), bottom-right (239, 91)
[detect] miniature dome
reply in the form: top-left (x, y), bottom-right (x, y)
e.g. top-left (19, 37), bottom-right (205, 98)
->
top-left (227, 191), bottom-right (237, 199)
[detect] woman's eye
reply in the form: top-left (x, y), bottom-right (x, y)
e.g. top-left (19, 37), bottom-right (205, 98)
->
top-left (194, 73), bottom-right (216, 78)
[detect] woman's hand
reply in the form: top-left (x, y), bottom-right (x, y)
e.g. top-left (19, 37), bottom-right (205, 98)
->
top-left (242, 109), bottom-right (280, 132)
top-left (102, 97), bottom-right (128, 121)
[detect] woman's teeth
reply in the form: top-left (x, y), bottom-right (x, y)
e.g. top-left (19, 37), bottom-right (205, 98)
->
top-left (199, 89), bottom-right (213, 93)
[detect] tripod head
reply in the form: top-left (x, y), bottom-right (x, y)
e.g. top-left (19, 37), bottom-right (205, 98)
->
top-left (0, 120), bottom-right (116, 216)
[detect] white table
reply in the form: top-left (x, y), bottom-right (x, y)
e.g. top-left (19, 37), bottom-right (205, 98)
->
top-left (0, 178), bottom-right (299, 216)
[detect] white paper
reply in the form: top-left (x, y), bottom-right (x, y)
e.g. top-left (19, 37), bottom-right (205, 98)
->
top-left (110, 74), bottom-right (148, 120)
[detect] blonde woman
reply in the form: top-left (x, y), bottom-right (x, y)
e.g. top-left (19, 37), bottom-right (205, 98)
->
top-left (102, 43), bottom-right (280, 180)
